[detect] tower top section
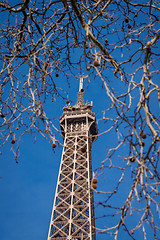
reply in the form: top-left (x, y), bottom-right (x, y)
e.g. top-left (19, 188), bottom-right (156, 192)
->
top-left (60, 77), bottom-right (98, 142)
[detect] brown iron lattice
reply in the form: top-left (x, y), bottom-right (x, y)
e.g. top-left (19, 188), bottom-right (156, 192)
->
top-left (47, 89), bottom-right (98, 240)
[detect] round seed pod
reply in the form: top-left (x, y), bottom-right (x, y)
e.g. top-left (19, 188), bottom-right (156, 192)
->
top-left (92, 178), bottom-right (98, 184)
top-left (92, 184), bottom-right (97, 189)
top-left (125, 18), bottom-right (129, 23)
top-left (66, 99), bottom-right (70, 104)
top-left (56, 73), bottom-right (59, 77)
top-left (129, 156), bottom-right (135, 163)
top-left (11, 139), bottom-right (15, 144)
top-left (142, 133), bottom-right (146, 139)
top-left (0, 113), bottom-right (5, 118)
top-left (141, 142), bottom-right (145, 147)
top-left (140, 131), bottom-right (146, 139)
top-left (52, 143), bottom-right (57, 148)
top-left (93, 60), bottom-right (100, 67)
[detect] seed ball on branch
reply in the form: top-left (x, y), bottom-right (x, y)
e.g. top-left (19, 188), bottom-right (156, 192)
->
top-left (139, 131), bottom-right (146, 139)
top-left (125, 18), bottom-right (129, 23)
top-left (141, 142), bottom-right (145, 147)
top-left (92, 184), bottom-right (97, 189)
top-left (66, 99), bottom-right (70, 104)
top-left (92, 178), bottom-right (98, 184)
top-left (52, 143), bottom-right (57, 148)
top-left (105, 39), bottom-right (108, 46)
top-left (0, 113), bottom-right (5, 118)
top-left (129, 156), bottom-right (135, 163)
top-left (11, 139), bottom-right (15, 144)
top-left (140, 131), bottom-right (146, 139)
top-left (142, 133), bottom-right (146, 139)
top-left (93, 60), bottom-right (100, 67)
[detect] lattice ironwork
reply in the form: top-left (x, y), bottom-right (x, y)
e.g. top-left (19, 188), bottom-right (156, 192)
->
top-left (47, 89), bottom-right (98, 240)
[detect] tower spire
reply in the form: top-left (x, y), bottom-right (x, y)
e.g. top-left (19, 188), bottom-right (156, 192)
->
top-left (76, 76), bottom-right (86, 106)
top-left (79, 76), bottom-right (83, 91)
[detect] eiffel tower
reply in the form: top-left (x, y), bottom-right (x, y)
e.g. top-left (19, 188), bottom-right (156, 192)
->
top-left (47, 77), bottom-right (98, 240)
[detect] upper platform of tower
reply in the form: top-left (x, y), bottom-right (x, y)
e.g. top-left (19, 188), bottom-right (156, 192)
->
top-left (61, 90), bottom-right (94, 115)
top-left (59, 77), bottom-right (98, 141)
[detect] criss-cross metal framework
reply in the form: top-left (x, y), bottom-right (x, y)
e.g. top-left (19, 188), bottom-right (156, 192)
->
top-left (47, 88), bottom-right (98, 240)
